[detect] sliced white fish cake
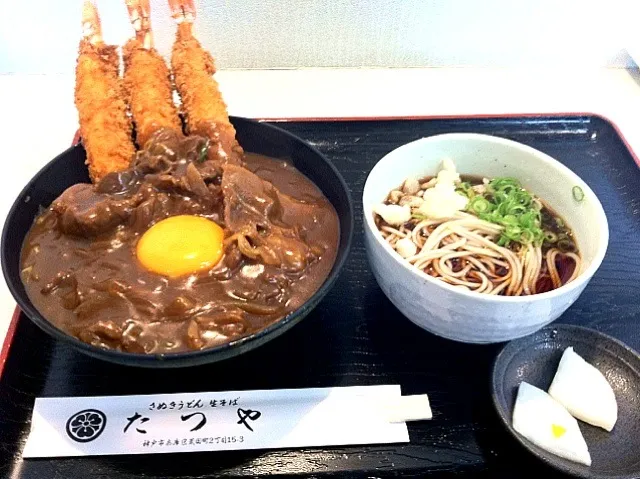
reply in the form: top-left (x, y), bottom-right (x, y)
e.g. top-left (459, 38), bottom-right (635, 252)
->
top-left (513, 382), bottom-right (592, 466)
top-left (548, 347), bottom-right (618, 432)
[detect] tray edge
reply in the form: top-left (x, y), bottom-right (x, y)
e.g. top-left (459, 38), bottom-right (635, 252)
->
top-left (2, 111), bottom-right (638, 381)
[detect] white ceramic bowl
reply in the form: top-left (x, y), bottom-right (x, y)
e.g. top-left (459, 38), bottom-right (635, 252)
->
top-left (363, 133), bottom-right (609, 344)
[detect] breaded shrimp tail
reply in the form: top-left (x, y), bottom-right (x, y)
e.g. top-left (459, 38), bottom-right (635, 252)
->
top-left (123, 0), bottom-right (181, 148)
top-left (169, 0), bottom-right (242, 162)
top-left (75, 1), bottom-right (135, 183)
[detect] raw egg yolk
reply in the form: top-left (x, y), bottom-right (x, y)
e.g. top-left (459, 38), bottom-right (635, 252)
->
top-left (136, 215), bottom-right (224, 278)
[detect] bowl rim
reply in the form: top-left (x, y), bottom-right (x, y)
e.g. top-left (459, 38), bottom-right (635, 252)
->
top-left (1, 116), bottom-right (354, 365)
top-left (362, 132), bottom-right (609, 303)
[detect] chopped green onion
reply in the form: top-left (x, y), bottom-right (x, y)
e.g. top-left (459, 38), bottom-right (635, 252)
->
top-left (489, 177), bottom-right (521, 193)
top-left (544, 231), bottom-right (558, 242)
top-left (465, 175), bottom-right (544, 247)
top-left (572, 186), bottom-right (585, 202)
top-left (520, 230), bottom-right (535, 243)
top-left (456, 181), bottom-right (474, 198)
top-left (469, 196), bottom-right (493, 214)
top-left (496, 236), bottom-right (509, 247)
top-left (504, 225), bottom-right (522, 239)
top-left (501, 214), bottom-right (518, 226)
top-left (532, 229), bottom-right (545, 243)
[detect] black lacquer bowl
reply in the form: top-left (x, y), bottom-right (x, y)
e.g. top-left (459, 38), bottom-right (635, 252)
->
top-left (492, 325), bottom-right (640, 479)
top-left (1, 117), bottom-right (354, 368)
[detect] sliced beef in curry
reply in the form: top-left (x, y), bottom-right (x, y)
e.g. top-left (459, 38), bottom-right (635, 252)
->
top-left (20, 129), bottom-right (340, 353)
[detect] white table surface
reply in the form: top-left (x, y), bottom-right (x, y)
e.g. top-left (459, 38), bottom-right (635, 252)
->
top-left (2, 67), bottom-right (640, 349)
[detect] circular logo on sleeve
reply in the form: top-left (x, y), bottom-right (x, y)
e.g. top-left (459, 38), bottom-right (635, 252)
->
top-left (65, 409), bottom-right (107, 443)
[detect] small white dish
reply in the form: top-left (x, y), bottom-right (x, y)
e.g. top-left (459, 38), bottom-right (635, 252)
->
top-left (362, 133), bottom-right (609, 343)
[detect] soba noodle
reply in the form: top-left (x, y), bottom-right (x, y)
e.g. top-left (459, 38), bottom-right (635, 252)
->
top-left (375, 161), bottom-right (582, 296)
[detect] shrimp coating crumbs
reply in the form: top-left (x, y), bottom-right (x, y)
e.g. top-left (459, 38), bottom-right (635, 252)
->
top-left (75, 2), bottom-right (135, 183)
top-left (123, 0), bottom-right (182, 148)
top-left (123, 39), bottom-right (182, 148)
top-left (171, 21), bottom-right (243, 162)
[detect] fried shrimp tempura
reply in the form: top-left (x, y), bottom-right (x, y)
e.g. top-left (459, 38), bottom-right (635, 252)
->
top-left (75, 1), bottom-right (135, 183)
top-left (169, 0), bottom-right (242, 161)
top-left (123, 41), bottom-right (181, 148)
top-left (123, 0), bottom-right (181, 148)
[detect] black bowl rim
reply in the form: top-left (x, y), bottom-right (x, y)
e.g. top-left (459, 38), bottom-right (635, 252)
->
top-left (1, 116), bottom-right (354, 366)
top-left (491, 324), bottom-right (640, 479)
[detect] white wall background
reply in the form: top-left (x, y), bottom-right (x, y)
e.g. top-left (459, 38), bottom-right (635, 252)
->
top-left (0, 0), bottom-right (638, 73)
